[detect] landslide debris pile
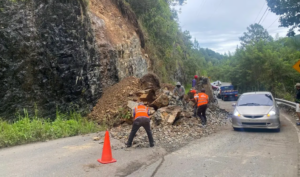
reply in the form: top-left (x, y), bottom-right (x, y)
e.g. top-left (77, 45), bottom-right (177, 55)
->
top-left (91, 73), bottom-right (230, 150)
top-left (89, 73), bottom-right (163, 125)
top-left (110, 106), bottom-right (229, 151)
top-left (88, 76), bottom-right (140, 123)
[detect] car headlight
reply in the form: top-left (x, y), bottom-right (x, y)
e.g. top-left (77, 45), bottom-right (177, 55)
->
top-left (233, 109), bottom-right (240, 117)
top-left (267, 110), bottom-right (276, 117)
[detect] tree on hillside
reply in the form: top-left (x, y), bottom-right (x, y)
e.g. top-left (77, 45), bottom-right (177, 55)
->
top-left (267, 0), bottom-right (300, 36)
top-left (125, 0), bottom-right (225, 83)
top-left (171, 0), bottom-right (187, 6)
top-left (287, 29), bottom-right (296, 37)
top-left (239, 23), bottom-right (273, 47)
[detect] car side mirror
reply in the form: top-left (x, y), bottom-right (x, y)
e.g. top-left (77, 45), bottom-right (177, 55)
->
top-left (232, 103), bottom-right (236, 107)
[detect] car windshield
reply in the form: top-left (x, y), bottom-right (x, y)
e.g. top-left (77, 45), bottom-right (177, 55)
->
top-left (237, 94), bottom-right (273, 106)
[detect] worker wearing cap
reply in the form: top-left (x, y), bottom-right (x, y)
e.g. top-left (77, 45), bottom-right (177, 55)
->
top-left (190, 88), bottom-right (197, 96)
top-left (295, 83), bottom-right (300, 123)
top-left (126, 102), bottom-right (154, 147)
top-left (194, 88), bottom-right (209, 126)
top-left (173, 82), bottom-right (186, 110)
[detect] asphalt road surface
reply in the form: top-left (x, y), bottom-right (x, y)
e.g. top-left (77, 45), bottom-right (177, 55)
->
top-left (0, 99), bottom-right (299, 177)
top-left (0, 132), bottom-right (167, 177)
top-left (130, 99), bottom-right (300, 177)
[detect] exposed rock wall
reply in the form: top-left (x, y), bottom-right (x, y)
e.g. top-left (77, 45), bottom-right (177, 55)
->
top-left (115, 35), bottom-right (148, 79)
top-left (0, 0), bottom-right (149, 119)
top-left (0, 0), bottom-right (118, 119)
top-left (88, 0), bottom-right (149, 81)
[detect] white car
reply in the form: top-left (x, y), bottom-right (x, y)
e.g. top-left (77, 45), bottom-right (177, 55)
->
top-left (232, 92), bottom-right (280, 132)
top-left (212, 80), bottom-right (222, 86)
top-left (212, 86), bottom-right (220, 96)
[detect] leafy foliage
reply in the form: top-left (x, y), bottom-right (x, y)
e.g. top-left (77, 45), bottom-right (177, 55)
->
top-left (239, 23), bottom-right (273, 47)
top-left (124, 0), bottom-right (223, 83)
top-left (208, 24), bottom-right (300, 100)
top-left (0, 109), bottom-right (102, 148)
top-left (267, 0), bottom-right (300, 36)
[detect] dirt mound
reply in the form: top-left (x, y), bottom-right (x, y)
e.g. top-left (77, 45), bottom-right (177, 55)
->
top-left (88, 77), bottom-right (139, 124)
top-left (139, 73), bottom-right (161, 91)
top-left (161, 83), bottom-right (175, 91)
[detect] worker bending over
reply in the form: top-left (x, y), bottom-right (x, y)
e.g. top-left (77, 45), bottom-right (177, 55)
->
top-left (194, 89), bottom-right (209, 126)
top-left (126, 103), bottom-right (154, 148)
top-left (173, 82), bottom-right (186, 110)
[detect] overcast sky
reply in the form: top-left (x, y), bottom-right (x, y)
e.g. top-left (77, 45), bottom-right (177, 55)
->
top-left (173, 0), bottom-right (294, 54)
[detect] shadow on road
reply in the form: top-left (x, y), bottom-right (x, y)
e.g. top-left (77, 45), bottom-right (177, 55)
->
top-left (234, 128), bottom-right (280, 133)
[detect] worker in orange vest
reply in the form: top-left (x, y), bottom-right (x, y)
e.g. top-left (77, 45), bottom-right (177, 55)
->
top-left (194, 88), bottom-right (209, 126)
top-left (126, 102), bottom-right (154, 148)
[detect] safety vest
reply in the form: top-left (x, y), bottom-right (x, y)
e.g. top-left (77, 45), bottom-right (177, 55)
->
top-left (134, 105), bottom-right (149, 119)
top-left (195, 93), bottom-right (208, 107)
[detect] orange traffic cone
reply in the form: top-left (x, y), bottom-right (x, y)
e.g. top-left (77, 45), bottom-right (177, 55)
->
top-left (97, 130), bottom-right (117, 164)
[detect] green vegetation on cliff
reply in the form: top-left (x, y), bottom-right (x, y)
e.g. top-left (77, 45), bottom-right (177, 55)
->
top-left (124, 0), bottom-right (300, 101)
top-left (124, 0), bottom-right (223, 83)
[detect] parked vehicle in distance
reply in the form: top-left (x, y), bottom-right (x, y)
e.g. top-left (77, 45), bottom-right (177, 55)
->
top-left (212, 85), bottom-right (220, 96)
top-left (232, 92), bottom-right (280, 132)
top-left (219, 85), bottom-right (238, 101)
top-left (212, 80), bottom-right (222, 86)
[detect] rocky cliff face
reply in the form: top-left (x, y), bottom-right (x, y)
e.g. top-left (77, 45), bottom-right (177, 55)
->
top-left (88, 0), bottom-right (149, 80)
top-left (0, 0), bottom-right (149, 119)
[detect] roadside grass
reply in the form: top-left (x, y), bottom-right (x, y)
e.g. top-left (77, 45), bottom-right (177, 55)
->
top-left (0, 110), bottom-right (105, 148)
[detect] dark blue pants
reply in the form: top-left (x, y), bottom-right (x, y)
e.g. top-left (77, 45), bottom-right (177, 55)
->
top-left (197, 104), bottom-right (207, 125)
top-left (127, 117), bottom-right (154, 146)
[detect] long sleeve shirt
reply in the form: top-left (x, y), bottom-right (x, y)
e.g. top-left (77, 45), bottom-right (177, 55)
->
top-left (173, 86), bottom-right (185, 97)
top-left (192, 79), bottom-right (196, 87)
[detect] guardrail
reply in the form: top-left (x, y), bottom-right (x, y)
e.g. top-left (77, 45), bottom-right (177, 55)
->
top-left (275, 98), bottom-right (296, 109)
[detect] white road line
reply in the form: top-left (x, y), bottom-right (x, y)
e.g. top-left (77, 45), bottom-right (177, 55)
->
top-left (282, 114), bottom-right (300, 143)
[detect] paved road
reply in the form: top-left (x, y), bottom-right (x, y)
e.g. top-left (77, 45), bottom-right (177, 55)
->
top-left (0, 132), bottom-right (166, 177)
top-left (1, 99), bottom-right (299, 177)
top-left (130, 99), bottom-right (300, 177)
